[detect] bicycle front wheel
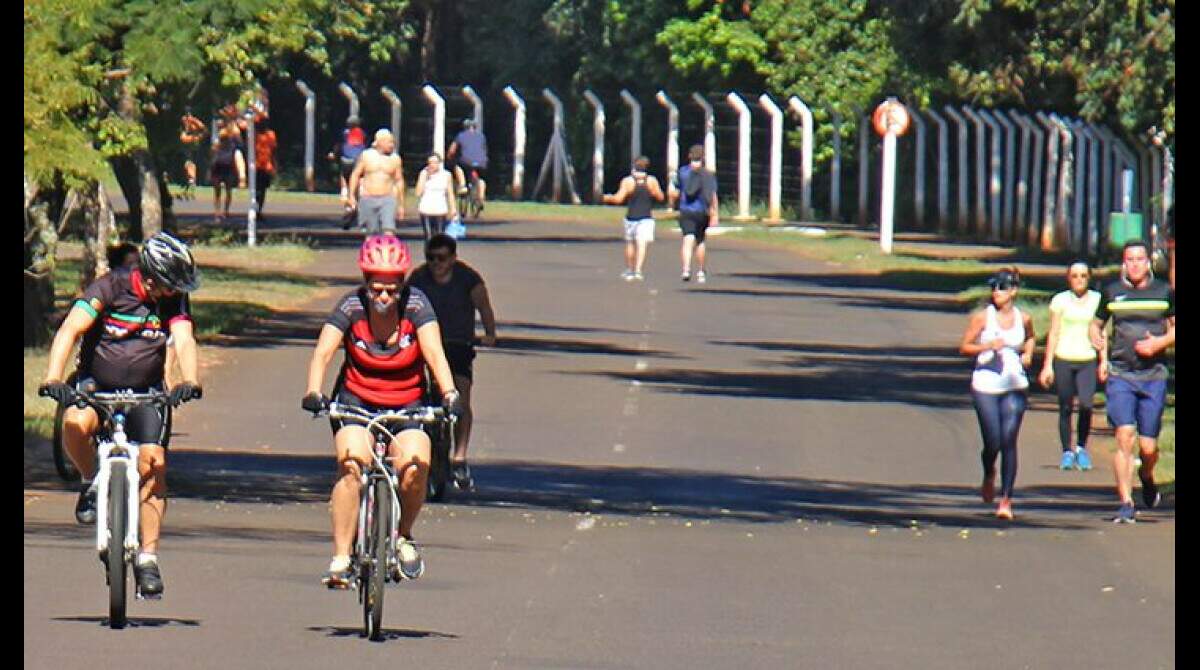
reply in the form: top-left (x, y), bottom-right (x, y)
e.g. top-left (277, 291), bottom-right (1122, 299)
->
top-left (107, 463), bottom-right (128, 629)
top-left (364, 477), bottom-right (390, 641)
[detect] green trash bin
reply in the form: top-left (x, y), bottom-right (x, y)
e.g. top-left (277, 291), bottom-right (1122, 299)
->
top-left (1108, 213), bottom-right (1144, 249)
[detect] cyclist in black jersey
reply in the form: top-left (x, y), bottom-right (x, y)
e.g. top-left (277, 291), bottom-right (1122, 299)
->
top-left (39, 233), bottom-right (204, 597)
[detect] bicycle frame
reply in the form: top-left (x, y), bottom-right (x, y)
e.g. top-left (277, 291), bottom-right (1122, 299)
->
top-left (80, 391), bottom-right (167, 563)
top-left (326, 403), bottom-right (455, 583)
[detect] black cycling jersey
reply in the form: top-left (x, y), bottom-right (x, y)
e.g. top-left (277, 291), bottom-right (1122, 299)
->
top-left (75, 268), bottom-right (191, 389)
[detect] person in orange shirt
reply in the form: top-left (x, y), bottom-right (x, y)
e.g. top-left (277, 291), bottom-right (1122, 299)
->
top-left (253, 115), bottom-right (278, 221)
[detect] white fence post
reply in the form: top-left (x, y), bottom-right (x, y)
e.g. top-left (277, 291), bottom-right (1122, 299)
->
top-left (294, 80), bottom-right (315, 191)
top-left (461, 85), bottom-right (483, 133)
top-left (337, 82), bottom-right (359, 122)
top-left (691, 93), bottom-right (716, 170)
top-left (907, 105), bottom-right (927, 229)
top-left (503, 86), bottom-right (526, 199)
top-left (726, 92), bottom-right (754, 221)
top-left (978, 109), bottom-right (1003, 240)
top-left (244, 109), bottom-right (257, 247)
top-left (380, 86), bottom-right (402, 146)
top-left (925, 109), bottom-right (950, 233)
top-left (421, 84), bottom-right (445, 159)
top-left (786, 96), bottom-right (814, 221)
top-left (656, 90), bottom-right (680, 205)
top-left (620, 90), bottom-right (642, 165)
top-left (961, 107), bottom-right (988, 238)
top-left (943, 106), bottom-right (970, 235)
top-left (758, 93), bottom-right (783, 223)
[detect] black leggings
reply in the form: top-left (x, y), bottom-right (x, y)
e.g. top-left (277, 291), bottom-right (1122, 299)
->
top-left (1052, 358), bottom-right (1097, 452)
top-left (972, 390), bottom-right (1027, 499)
top-left (420, 214), bottom-right (446, 241)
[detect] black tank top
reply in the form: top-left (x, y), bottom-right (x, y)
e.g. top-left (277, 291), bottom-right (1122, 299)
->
top-left (626, 174), bottom-right (653, 220)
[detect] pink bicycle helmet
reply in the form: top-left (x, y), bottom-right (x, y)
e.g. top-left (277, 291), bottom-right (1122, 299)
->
top-left (358, 234), bottom-right (412, 279)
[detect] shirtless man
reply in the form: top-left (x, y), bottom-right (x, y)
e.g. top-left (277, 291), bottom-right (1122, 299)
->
top-left (349, 129), bottom-right (407, 234)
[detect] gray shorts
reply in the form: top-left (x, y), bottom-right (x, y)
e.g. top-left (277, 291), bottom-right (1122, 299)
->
top-left (358, 195), bottom-right (397, 233)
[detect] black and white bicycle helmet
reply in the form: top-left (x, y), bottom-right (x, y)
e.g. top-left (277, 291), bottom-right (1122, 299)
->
top-left (139, 232), bottom-right (200, 292)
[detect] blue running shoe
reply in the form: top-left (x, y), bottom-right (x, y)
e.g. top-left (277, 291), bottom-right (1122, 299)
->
top-left (1059, 451), bottom-right (1076, 470)
top-left (1112, 502), bottom-right (1136, 524)
top-left (1074, 448), bottom-right (1092, 471)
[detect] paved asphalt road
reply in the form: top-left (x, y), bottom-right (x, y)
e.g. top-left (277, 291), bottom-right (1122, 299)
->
top-left (25, 200), bottom-right (1174, 669)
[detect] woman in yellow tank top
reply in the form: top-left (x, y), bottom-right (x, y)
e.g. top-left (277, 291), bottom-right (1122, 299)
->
top-left (1038, 261), bottom-right (1106, 470)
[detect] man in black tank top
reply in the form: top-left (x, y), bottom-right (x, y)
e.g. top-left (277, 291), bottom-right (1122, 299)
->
top-left (603, 156), bottom-right (665, 281)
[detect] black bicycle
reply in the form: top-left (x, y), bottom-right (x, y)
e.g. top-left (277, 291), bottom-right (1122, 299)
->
top-left (456, 167), bottom-right (484, 220)
top-left (322, 402), bottom-right (455, 640)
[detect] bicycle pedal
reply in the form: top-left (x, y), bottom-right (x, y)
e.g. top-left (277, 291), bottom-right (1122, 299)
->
top-left (135, 590), bottom-right (162, 601)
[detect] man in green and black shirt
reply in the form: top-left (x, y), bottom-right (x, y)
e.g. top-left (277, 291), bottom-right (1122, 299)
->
top-left (39, 233), bottom-right (204, 596)
top-left (1091, 239), bottom-right (1175, 523)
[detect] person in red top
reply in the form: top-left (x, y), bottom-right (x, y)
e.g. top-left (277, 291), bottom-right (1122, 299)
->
top-left (302, 235), bottom-right (462, 587)
top-left (253, 114), bottom-right (278, 221)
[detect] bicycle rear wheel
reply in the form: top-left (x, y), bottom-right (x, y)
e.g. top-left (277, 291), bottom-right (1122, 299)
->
top-left (427, 423), bottom-right (450, 502)
top-left (364, 478), bottom-right (390, 641)
top-left (107, 463), bottom-right (128, 629)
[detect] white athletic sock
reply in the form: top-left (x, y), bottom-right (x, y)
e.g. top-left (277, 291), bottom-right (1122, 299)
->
top-left (137, 552), bottom-right (157, 567)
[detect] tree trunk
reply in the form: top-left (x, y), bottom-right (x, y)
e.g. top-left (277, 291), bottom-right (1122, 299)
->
top-left (118, 79), bottom-right (164, 239)
top-left (79, 183), bottom-right (112, 288)
top-left (137, 150), bottom-right (163, 238)
top-left (420, 3), bottom-right (438, 82)
top-left (24, 196), bottom-right (58, 347)
top-left (111, 155), bottom-right (142, 238)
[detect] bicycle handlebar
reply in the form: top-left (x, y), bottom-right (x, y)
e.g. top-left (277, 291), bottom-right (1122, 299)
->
top-left (325, 402), bottom-right (453, 425)
top-left (72, 389), bottom-right (171, 423)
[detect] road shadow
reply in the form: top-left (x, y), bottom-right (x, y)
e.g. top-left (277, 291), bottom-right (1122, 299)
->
top-left (52, 616), bottom-right (201, 628)
top-left (24, 441), bottom-right (1163, 531)
top-left (499, 320), bottom-right (647, 336)
top-left (306, 625), bottom-right (459, 641)
top-left (698, 287), bottom-right (968, 315)
top-left (496, 335), bottom-right (684, 359)
top-left (577, 340), bottom-right (1064, 412)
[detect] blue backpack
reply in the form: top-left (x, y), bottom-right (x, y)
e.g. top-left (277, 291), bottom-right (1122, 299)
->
top-left (678, 165), bottom-right (709, 213)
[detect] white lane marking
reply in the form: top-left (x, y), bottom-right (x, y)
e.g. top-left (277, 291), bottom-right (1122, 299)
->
top-left (635, 360), bottom-right (648, 371)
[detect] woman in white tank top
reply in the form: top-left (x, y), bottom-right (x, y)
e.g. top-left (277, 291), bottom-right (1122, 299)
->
top-left (416, 153), bottom-right (457, 241)
top-left (959, 269), bottom-right (1036, 520)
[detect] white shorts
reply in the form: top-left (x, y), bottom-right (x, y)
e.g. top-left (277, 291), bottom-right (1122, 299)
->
top-left (623, 218), bottom-right (655, 242)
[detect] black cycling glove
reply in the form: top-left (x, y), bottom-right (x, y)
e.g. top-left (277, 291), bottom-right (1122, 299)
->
top-left (302, 392), bottom-right (329, 415)
top-left (442, 390), bottom-right (464, 419)
top-left (38, 381), bottom-right (77, 406)
top-left (169, 382), bottom-right (203, 407)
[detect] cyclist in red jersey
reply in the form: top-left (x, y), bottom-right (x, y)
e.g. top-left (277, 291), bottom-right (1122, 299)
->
top-left (302, 235), bottom-right (462, 586)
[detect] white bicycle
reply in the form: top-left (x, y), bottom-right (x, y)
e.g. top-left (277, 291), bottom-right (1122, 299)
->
top-left (71, 388), bottom-right (171, 629)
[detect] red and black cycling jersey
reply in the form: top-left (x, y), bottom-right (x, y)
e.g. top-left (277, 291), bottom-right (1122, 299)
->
top-left (327, 288), bottom-right (437, 407)
top-left (75, 267), bottom-right (191, 389)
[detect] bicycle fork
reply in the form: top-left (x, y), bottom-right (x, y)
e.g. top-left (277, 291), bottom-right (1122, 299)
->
top-left (94, 434), bottom-right (141, 568)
